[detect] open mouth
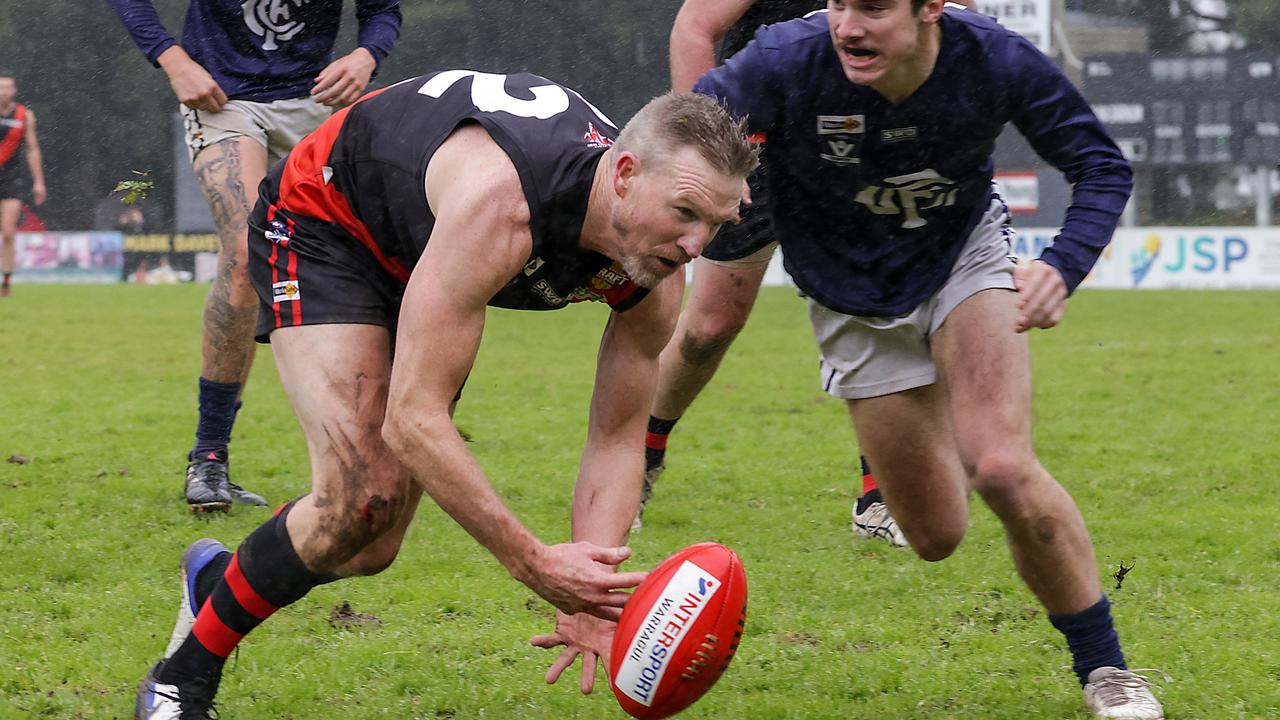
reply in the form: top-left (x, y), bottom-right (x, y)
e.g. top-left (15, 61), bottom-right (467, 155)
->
top-left (841, 46), bottom-right (879, 67)
top-left (656, 257), bottom-right (679, 271)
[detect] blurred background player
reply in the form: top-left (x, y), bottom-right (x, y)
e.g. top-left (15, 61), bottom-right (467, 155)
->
top-left (637, 0), bottom-right (969, 542)
top-left (107, 0), bottom-right (402, 512)
top-left (0, 68), bottom-right (48, 297)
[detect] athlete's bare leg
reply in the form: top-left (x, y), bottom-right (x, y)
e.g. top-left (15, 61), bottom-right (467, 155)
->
top-left (193, 136), bottom-right (269, 388)
top-left (270, 323), bottom-right (424, 576)
top-left (180, 135), bottom-right (272, 509)
top-left (651, 253), bottom-right (771, 419)
top-left (933, 288), bottom-right (1101, 613)
top-left (0, 198), bottom-right (19, 295)
top-left (851, 288), bottom-right (1101, 614)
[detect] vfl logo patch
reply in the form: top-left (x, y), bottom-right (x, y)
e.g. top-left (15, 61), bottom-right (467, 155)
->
top-left (817, 114), bottom-right (865, 165)
top-left (272, 280), bottom-right (301, 303)
top-left (242, 0), bottom-right (311, 51)
top-left (614, 561), bottom-right (721, 707)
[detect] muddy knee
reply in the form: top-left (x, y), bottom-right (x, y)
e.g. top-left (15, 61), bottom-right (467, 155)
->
top-left (679, 326), bottom-right (741, 366)
top-left (306, 488), bottom-right (408, 569)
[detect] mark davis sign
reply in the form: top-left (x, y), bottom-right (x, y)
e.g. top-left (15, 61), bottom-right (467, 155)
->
top-left (123, 233), bottom-right (220, 282)
top-left (1012, 227), bottom-right (1280, 289)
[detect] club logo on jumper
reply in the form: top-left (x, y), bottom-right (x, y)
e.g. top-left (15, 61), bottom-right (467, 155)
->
top-left (264, 218), bottom-right (292, 245)
top-left (242, 0), bottom-right (311, 52)
top-left (817, 114), bottom-right (865, 165)
top-left (614, 561), bottom-right (721, 707)
top-left (583, 122), bottom-right (615, 149)
top-left (880, 126), bottom-right (919, 144)
top-left (855, 168), bottom-right (957, 229)
top-left (564, 262), bottom-right (637, 305)
top-left (272, 280), bottom-right (300, 303)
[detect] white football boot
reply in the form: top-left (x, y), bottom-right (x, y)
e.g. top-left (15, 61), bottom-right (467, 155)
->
top-left (1083, 667), bottom-right (1165, 719)
top-left (851, 494), bottom-right (909, 547)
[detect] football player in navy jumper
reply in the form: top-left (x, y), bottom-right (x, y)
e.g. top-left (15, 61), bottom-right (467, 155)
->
top-left (132, 77), bottom-right (756, 718)
top-left (693, 1), bottom-right (1162, 717)
top-left (639, 0), bottom-right (923, 547)
top-left (108, 0), bottom-right (402, 512)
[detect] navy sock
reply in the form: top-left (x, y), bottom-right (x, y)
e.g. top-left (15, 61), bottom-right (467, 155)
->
top-left (191, 378), bottom-right (241, 459)
top-left (1049, 595), bottom-right (1127, 686)
top-left (644, 416), bottom-right (680, 471)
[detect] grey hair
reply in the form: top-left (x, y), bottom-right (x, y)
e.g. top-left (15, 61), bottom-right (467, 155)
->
top-left (614, 92), bottom-right (758, 179)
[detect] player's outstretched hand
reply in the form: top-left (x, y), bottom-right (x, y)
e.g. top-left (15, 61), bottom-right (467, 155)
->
top-left (1013, 259), bottom-right (1067, 332)
top-left (531, 611), bottom-right (616, 694)
top-left (312, 48), bottom-right (377, 108)
top-left (158, 47), bottom-right (228, 113)
top-left (525, 542), bottom-right (646, 621)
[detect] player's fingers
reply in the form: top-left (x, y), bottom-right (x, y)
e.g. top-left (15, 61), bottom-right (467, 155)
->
top-left (580, 651), bottom-right (597, 694)
top-left (1012, 263), bottom-right (1029, 291)
top-left (544, 647), bottom-right (579, 685)
top-left (341, 86), bottom-right (363, 106)
top-left (1026, 278), bottom-right (1062, 327)
top-left (584, 604), bottom-right (624, 622)
top-left (210, 86), bottom-right (229, 111)
top-left (322, 80), bottom-right (354, 107)
top-left (530, 632), bottom-right (566, 649)
top-left (600, 570), bottom-right (648, 591)
top-left (587, 544), bottom-right (632, 566)
top-left (1040, 301), bottom-right (1066, 329)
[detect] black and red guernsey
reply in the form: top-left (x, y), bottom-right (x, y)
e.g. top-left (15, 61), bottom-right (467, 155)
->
top-left (271, 70), bottom-right (649, 312)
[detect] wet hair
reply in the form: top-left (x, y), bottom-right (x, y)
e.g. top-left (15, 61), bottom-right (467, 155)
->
top-left (614, 92), bottom-right (758, 180)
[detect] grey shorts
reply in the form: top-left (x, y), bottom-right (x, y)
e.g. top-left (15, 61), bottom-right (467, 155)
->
top-left (807, 199), bottom-right (1017, 399)
top-left (180, 97), bottom-right (331, 164)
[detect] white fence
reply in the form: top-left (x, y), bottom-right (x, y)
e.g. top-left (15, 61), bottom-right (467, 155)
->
top-left (14, 228), bottom-right (1280, 290)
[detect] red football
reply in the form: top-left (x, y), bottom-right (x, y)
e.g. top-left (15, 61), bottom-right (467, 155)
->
top-left (609, 542), bottom-right (748, 719)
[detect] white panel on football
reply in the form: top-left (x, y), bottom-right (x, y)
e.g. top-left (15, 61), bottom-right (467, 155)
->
top-left (613, 561), bottom-right (722, 706)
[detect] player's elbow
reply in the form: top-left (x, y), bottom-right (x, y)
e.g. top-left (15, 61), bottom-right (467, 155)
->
top-left (383, 398), bottom-right (457, 465)
top-left (381, 404), bottom-right (429, 464)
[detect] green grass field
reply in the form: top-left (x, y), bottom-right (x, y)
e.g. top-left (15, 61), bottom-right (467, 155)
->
top-left (1, 284), bottom-right (1278, 719)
